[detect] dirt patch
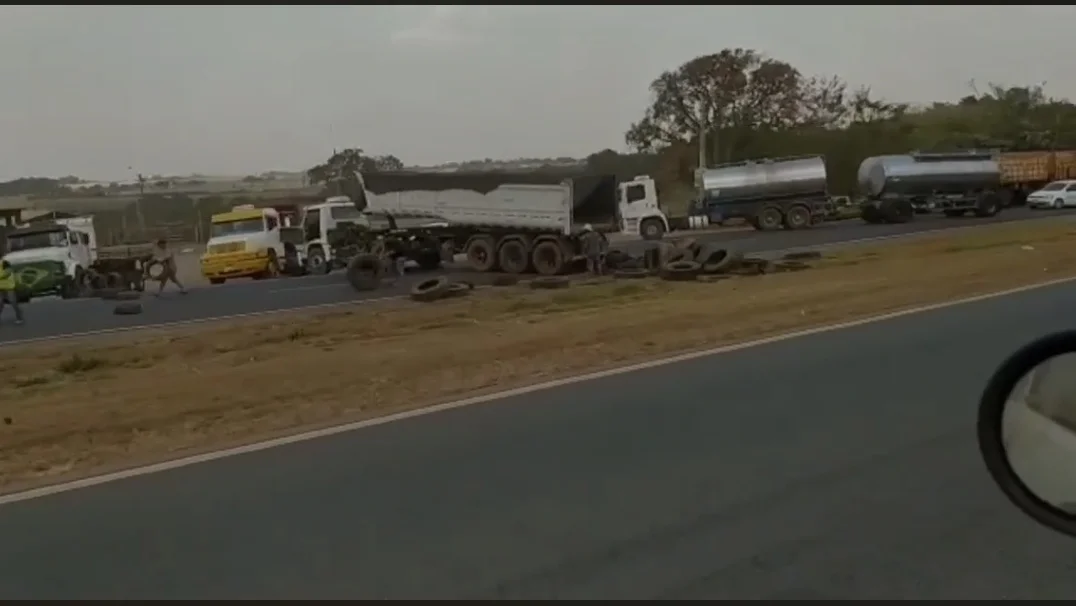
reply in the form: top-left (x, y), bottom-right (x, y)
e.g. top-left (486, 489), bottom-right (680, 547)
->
top-left (3, 221), bottom-right (1076, 492)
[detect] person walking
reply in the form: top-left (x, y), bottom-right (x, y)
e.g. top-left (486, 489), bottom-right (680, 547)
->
top-left (580, 224), bottom-right (605, 277)
top-left (151, 238), bottom-right (187, 296)
top-left (0, 260), bottom-right (24, 325)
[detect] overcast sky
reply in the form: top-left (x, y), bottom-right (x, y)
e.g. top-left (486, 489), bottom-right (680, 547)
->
top-left (1, 5), bottom-right (1074, 181)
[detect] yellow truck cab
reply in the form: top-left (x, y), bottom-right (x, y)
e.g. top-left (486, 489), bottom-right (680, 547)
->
top-left (201, 205), bottom-right (286, 284)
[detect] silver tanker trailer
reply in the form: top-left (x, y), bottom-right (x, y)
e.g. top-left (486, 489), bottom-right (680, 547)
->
top-left (858, 152), bottom-right (1003, 224)
top-left (696, 155), bottom-right (833, 231)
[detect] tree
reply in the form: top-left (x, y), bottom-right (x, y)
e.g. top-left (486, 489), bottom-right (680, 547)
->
top-left (306, 148), bottom-right (405, 202)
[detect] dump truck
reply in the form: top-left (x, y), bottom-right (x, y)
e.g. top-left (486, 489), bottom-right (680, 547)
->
top-left (693, 155), bottom-right (834, 231)
top-left (859, 151), bottom-right (1004, 223)
top-left (350, 171), bottom-right (670, 275)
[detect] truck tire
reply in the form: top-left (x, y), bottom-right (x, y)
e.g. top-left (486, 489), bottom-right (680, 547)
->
top-left (415, 248), bottom-right (442, 271)
top-left (974, 192), bottom-right (1002, 218)
top-left (465, 237), bottom-right (498, 272)
top-left (783, 205), bottom-right (812, 230)
top-left (307, 246), bottom-right (330, 275)
top-left (661, 260), bottom-right (702, 281)
top-left (497, 239), bottom-right (529, 274)
top-left (531, 240), bottom-right (566, 276)
top-left (346, 253), bottom-right (383, 291)
top-left (640, 218), bottom-right (665, 241)
top-left (410, 276), bottom-right (451, 302)
top-left (881, 199), bottom-right (914, 223)
top-left (755, 206), bottom-right (783, 231)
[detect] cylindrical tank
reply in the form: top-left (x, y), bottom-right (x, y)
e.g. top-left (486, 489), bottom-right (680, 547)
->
top-left (857, 155), bottom-right (914, 194)
top-left (865, 157), bottom-right (1001, 198)
top-left (699, 155), bottom-right (827, 202)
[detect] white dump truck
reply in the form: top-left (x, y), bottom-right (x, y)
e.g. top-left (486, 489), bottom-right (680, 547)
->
top-left (353, 172), bottom-right (669, 275)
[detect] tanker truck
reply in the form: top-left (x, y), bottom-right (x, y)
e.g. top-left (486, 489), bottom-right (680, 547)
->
top-left (859, 152), bottom-right (1004, 224)
top-left (353, 171), bottom-right (669, 275)
top-left (694, 155), bottom-right (833, 231)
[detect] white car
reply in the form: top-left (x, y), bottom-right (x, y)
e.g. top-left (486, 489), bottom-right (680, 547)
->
top-left (1027, 180), bottom-right (1076, 209)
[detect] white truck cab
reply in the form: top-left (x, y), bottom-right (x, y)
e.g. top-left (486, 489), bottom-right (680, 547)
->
top-left (617, 176), bottom-right (670, 240)
top-left (2, 219), bottom-right (96, 299)
top-left (300, 197), bottom-right (370, 274)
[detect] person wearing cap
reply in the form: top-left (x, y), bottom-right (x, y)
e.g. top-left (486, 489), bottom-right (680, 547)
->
top-left (580, 224), bottom-right (605, 276)
top-left (151, 238), bottom-right (187, 296)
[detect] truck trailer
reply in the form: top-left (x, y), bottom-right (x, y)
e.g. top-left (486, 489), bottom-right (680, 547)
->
top-left (859, 152), bottom-right (1004, 224)
top-left (694, 155), bottom-right (834, 231)
top-left (354, 171), bottom-right (669, 275)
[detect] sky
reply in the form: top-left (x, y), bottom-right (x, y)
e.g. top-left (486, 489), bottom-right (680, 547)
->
top-left (1, 5), bottom-right (1075, 182)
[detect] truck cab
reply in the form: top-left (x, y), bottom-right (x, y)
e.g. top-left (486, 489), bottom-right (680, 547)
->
top-left (616, 176), bottom-right (670, 240)
top-left (2, 221), bottom-right (94, 300)
top-left (200, 205), bottom-right (288, 284)
top-left (299, 196), bottom-right (371, 274)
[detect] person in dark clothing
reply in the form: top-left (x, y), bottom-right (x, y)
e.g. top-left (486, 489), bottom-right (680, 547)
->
top-left (580, 224), bottom-right (605, 276)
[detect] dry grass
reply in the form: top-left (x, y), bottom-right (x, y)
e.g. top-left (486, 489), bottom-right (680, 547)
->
top-left (3, 220), bottom-right (1076, 492)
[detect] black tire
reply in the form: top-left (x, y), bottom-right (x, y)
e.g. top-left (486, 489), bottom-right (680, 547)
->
top-left (882, 199), bottom-right (914, 223)
top-left (416, 248), bottom-right (442, 271)
top-left (974, 192), bottom-right (1002, 218)
top-left (531, 241), bottom-right (566, 276)
top-left (697, 246), bottom-right (742, 274)
top-left (783, 250), bottom-right (822, 261)
top-left (410, 276), bottom-right (451, 302)
top-left (491, 275), bottom-right (519, 287)
top-left (530, 276), bottom-right (570, 290)
top-left (497, 239), bottom-right (529, 274)
top-left (613, 268), bottom-right (650, 280)
top-left (755, 206), bottom-right (784, 231)
top-left (113, 302), bottom-right (143, 316)
top-left (661, 260), bottom-right (702, 281)
top-left (307, 247), bottom-right (330, 275)
top-left (640, 218), bottom-right (665, 241)
top-left (346, 253), bottom-right (383, 291)
top-left (783, 204), bottom-right (812, 230)
top-left (465, 237), bottom-right (498, 272)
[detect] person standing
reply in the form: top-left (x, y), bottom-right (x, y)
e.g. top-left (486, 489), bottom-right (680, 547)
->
top-left (0, 260), bottom-right (24, 325)
top-left (151, 239), bottom-right (187, 296)
top-left (580, 224), bottom-right (605, 277)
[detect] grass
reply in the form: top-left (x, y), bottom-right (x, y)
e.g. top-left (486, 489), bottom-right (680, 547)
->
top-left (3, 219), bottom-right (1076, 492)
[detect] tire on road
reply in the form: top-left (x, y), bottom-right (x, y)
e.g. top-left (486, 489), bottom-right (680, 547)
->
top-left (347, 254), bottom-right (384, 291)
top-left (113, 302), bottom-right (143, 316)
top-left (698, 246), bottom-right (743, 274)
top-left (661, 260), bottom-right (702, 281)
top-left (411, 276), bottom-right (452, 302)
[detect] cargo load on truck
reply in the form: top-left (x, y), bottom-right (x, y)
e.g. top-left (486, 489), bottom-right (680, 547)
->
top-left (694, 155), bottom-right (834, 231)
top-left (858, 151), bottom-right (1004, 224)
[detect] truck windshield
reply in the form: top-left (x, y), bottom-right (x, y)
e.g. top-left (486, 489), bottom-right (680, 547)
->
top-left (211, 218), bottom-right (264, 238)
top-left (6, 230), bottom-right (67, 252)
top-left (1041, 182), bottom-right (1068, 191)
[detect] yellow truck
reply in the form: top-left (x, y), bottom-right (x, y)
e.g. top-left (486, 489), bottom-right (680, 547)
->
top-left (201, 206), bottom-right (290, 284)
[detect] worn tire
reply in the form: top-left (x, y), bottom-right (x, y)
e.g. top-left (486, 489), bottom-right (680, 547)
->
top-left (783, 250), bottom-right (822, 261)
top-left (696, 247), bottom-right (742, 274)
top-left (491, 275), bottom-right (520, 287)
top-left (113, 302), bottom-right (143, 316)
top-left (346, 254), bottom-right (383, 291)
top-left (145, 261), bottom-right (165, 281)
top-left (531, 241), bottom-right (566, 276)
top-left (411, 276), bottom-right (452, 302)
top-left (465, 237), bottom-right (498, 272)
top-left (613, 268), bottom-right (650, 280)
top-left (530, 276), bottom-right (570, 290)
top-left (661, 260), bottom-right (702, 281)
top-left (497, 239), bottom-right (529, 274)
top-left (115, 290), bottom-right (141, 301)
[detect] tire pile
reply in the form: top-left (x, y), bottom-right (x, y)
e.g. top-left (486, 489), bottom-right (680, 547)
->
top-left (606, 238), bottom-right (821, 283)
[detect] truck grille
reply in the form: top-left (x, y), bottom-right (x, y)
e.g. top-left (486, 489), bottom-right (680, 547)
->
top-left (208, 242), bottom-right (244, 254)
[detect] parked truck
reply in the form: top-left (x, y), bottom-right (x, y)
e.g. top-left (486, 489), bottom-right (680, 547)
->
top-left (348, 171), bottom-right (670, 275)
top-left (693, 155), bottom-right (834, 231)
top-left (859, 152), bottom-right (1004, 224)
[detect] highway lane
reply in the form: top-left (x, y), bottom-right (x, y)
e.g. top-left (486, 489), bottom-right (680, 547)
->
top-left (3, 281), bottom-right (1076, 598)
top-left (1, 206), bottom-right (1072, 345)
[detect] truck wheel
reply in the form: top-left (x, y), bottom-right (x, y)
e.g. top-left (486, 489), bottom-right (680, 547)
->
top-left (497, 240), bottom-right (529, 274)
top-left (465, 237), bottom-right (498, 272)
top-left (882, 199), bottom-right (914, 223)
top-left (306, 247), bottom-right (330, 275)
top-left (783, 205), bottom-right (812, 230)
top-left (60, 269), bottom-right (85, 299)
top-left (755, 206), bottom-right (783, 231)
top-left (531, 241), bottom-right (565, 276)
top-left (974, 192), bottom-right (1002, 218)
top-left (640, 218), bottom-right (665, 241)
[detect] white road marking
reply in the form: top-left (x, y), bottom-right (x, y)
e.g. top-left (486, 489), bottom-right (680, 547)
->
top-left (2, 274), bottom-right (1075, 505)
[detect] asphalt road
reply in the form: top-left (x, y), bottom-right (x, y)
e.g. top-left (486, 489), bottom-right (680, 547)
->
top-left (1, 207), bottom-right (1072, 345)
top-left (3, 280), bottom-right (1076, 598)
